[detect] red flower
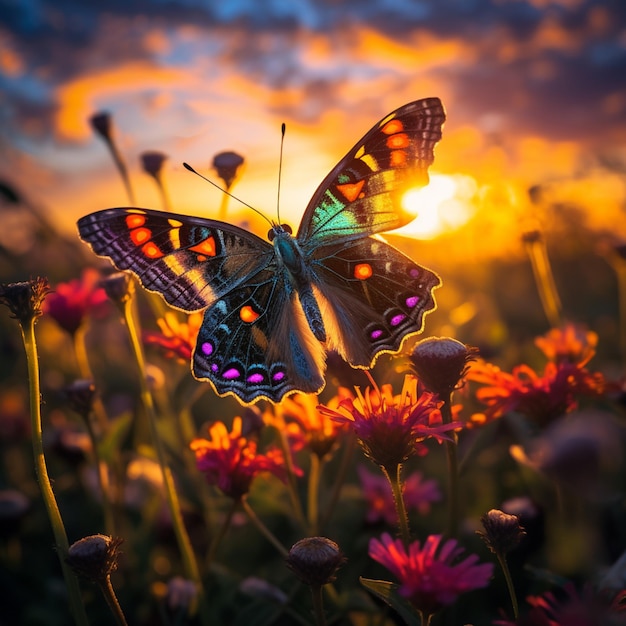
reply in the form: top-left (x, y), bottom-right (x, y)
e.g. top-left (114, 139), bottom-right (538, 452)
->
top-left (190, 417), bottom-right (295, 499)
top-left (369, 532), bottom-right (494, 618)
top-left (357, 465), bottom-right (441, 525)
top-left (318, 375), bottom-right (457, 470)
top-left (534, 323), bottom-right (598, 367)
top-left (44, 268), bottom-right (109, 335)
top-left (143, 312), bottom-right (202, 362)
top-left (467, 360), bottom-right (605, 426)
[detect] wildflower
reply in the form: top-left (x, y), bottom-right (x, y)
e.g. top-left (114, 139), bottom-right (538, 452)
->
top-left (0, 276), bottom-right (50, 325)
top-left (63, 379), bottom-right (97, 420)
top-left (274, 392), bottom-right (350, 458)
top-left (44, 268), bottom-right (108, 335)
top-left (357, 465), bottom-right (441, 525)
top-left (66, 534), bottom-right (123, 584)
top-left (143, 312), bottom-right (202, 363)
top-left (163, 576), bottom-right (198, 612)
top-left (140, 151), bottom-right (167, 180)
top-left (467, 359), bottom-right (605, 426)
top-left (213, 151), bottom-right (244, 189)
top-left (190, 417), bottom-right (295, 499)
top-left (478, 509), bottom-right (526, 556)
top-left (318, 375), bottom-right (456, 471)
top-left (409, 337), bottom-right (479, 398)
top-left (286, 537), bottom-right (346, 588)
top-left (89, 112), bottom-right (113, 141)
top-left (369, 532), bottom-right (494, 618)
top-left (101, 271), bottom-right (134, 309)
top-left (535, 323), bottom-right (598, 367)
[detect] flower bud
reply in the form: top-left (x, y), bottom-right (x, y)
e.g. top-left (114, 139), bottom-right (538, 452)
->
top-left (63, 379), bottom-right (96, 420)
top-left (409, 337), bottom-right (478, 397)
top-left (212, 151), bottom-right (244, 189)
top-left (0, 277), bottom-right (50, 325)
top-left (477, 509), bottom-right (526, 556)
top-left (101, 272), bottom-right (134, 308)
top-left (66, 534), bottom-right (123, 583)
top-left (286, 537), bottom-right (345, 587)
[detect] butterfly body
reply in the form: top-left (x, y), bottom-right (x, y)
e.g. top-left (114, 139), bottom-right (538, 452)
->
top-left (78, 98), bottom-right (445, 404)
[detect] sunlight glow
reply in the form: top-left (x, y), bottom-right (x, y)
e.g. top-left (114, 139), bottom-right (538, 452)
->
top-left (398, 173), bottom-right (477, 238)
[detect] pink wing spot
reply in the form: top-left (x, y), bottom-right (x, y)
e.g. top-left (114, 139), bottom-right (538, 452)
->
top-left (201, 342), bottom-right (213, 356)
top-left (272, 371), bottom-right (285, 382)
top-left (390, 313), bottom-right (406, 327)
top-left (370, 329), bottom-right (383, 340)
top-left (222, 367), bottom-right (241, 380)
top-left (247, 373), bottom-right (264, 384)
top-left (211, 364), bottom-right (219, 372)
top-left (405, 295), bottom-right (419, 308)
top-left (409, 268), bottom-right (420, 278)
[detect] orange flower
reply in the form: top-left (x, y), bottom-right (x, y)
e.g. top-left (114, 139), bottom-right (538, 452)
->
top-left (190, 417), bottom-right (294, 499)
top-left (143, 312), bottom-right (202, 362)
top-left (534, 323), bottom-right (598, 367)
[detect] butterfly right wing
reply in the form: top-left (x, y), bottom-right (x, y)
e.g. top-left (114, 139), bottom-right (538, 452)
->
top-left (77, 208), bottom-right (273, 312)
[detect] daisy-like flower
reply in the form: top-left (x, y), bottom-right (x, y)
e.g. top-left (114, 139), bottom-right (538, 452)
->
top-left (467, 359), bottom-right (605, 427)
top-left (534, 323), bottom-right (598, 367)
top-left (318, 375), bottom-right (456, 471)
top-left (273, 391), bottom-right (351, 458)
top-left (143, 312), bottom-right (202, 363)
top-left (44, 268), bottom-right (109, 335)
top-left (357, 465), bottom-right (441, 525)
top-left (190, 417), bottom-right (295, 500)
top-left (369, 532), bottom-right (494, 619)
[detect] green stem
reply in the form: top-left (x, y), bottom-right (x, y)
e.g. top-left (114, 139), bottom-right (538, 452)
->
top-left (382, 464), bottom-right (411, 548)
top-left (98, 575), bottom-right (129, 626)
top-left (206, 498), bottom-right (238, 570)
top-left (441, 397), bottom-right (459, 539)
top-left (241, 497), bottom-right (289, 558)
top-left (310, 585), bottom-right (327, 626)
top-left (22, 319), bottom-right (89, 626)
top-left (307, 453), bottom-right (322, 535)
top-left (121, 297), bottom-right (207, 618)
top-left (497, 553), bottom-right (519, 619)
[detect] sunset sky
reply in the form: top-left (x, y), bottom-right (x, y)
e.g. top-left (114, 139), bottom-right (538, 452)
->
top-left (1, 0), bottom-right (625, 249)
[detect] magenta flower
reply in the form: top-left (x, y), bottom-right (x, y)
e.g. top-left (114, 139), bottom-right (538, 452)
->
top-left (318, 375), bottom-right (457, 470)
top-left (44, 268), bottom-right (109, 335)
top-left (190, 417), bottom-right (298, 499)
top-left (357, 465), bottom-right (441, 525)
top-left (369, 532), bottom-right (494, 618)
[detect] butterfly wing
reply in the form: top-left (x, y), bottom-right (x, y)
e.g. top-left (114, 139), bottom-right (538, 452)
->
top-left (297, 98), bottom-right (445, 244)
top-left (311, 237), bottom-right (440, 368)
top-left (77, 207), bottom-right (326, 403)
top-left (77, 208), bottom-right (273, 311)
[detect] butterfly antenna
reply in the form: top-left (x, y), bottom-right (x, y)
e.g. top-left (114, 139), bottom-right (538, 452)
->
top-left (276, 123), bottom-right (286, 225)
top-left (183, 162), bottom-right (273, 227)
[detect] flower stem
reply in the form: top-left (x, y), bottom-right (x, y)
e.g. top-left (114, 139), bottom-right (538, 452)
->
top-left (307, 453), bottom-right (322, 535)
top-left (382, 464), bottom-right (411, 548)
top-left (98, 575), bottom-right (129, 626)
top-left (310, 585), bottom-right (327, 626)
top-left (523, 234), bottom-right (562, 328)
top-left (241, 497), bottom-right (289, 558)
top-left (497, 553), bottom-right (519, 619)
top-left (441, 396), bottom-right (459, 538)
top-left (121, 296), bottom-right (207, 619)
top-left (22, 318), bottom-right (89, 625)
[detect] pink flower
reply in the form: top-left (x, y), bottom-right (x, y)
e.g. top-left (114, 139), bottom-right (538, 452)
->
top-left (318, 375), bottom-right (457, 470)
top-left (369, 533), bottom-right (493, 618)
top-left (190, 417), bottom-right (296, 499)
top-left (358, 465), bottom-right (441, 525)
top-left (44, 268), bottom-right (109, 335)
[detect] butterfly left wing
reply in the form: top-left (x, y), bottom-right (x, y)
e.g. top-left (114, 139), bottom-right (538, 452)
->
top-left (77, 208), bottom-right (274, 312)
top-left (297, 98), bottom-right (445, 245)
top-left (311, 237), bottom-right (440, 368)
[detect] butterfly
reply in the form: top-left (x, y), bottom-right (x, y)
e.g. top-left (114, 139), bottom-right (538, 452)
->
top-left (78, 98), bottom-right (445, 405)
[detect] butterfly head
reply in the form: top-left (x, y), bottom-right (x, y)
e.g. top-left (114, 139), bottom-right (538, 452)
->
top-left (267, 223), bottom-right (293, 241)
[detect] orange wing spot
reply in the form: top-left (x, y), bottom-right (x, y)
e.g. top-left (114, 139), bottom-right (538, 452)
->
top-left (390, 150), bottom-right (407, 167)
top-left (189, 236), bottom-right (217, 257)
top-left (130, 227), bottom-right (152, 246)
top-left (381, 119), bottom-right (404, 135)
top-left (240, 305), bottom-right (260, 323)
top-left (126, 214), bottom-right (146, 229)
top-left (354, 263), bottom-right (373, 280)
top-left (387, 133), bottom-right (410, 149)
top-left (336, 179), bottom-right (365, 203)
top-left (141, 242), bottom-right (164, 259)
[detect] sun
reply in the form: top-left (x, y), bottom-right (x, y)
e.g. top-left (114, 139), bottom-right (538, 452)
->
top-left (397, 173), bottom-right (476, 239)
